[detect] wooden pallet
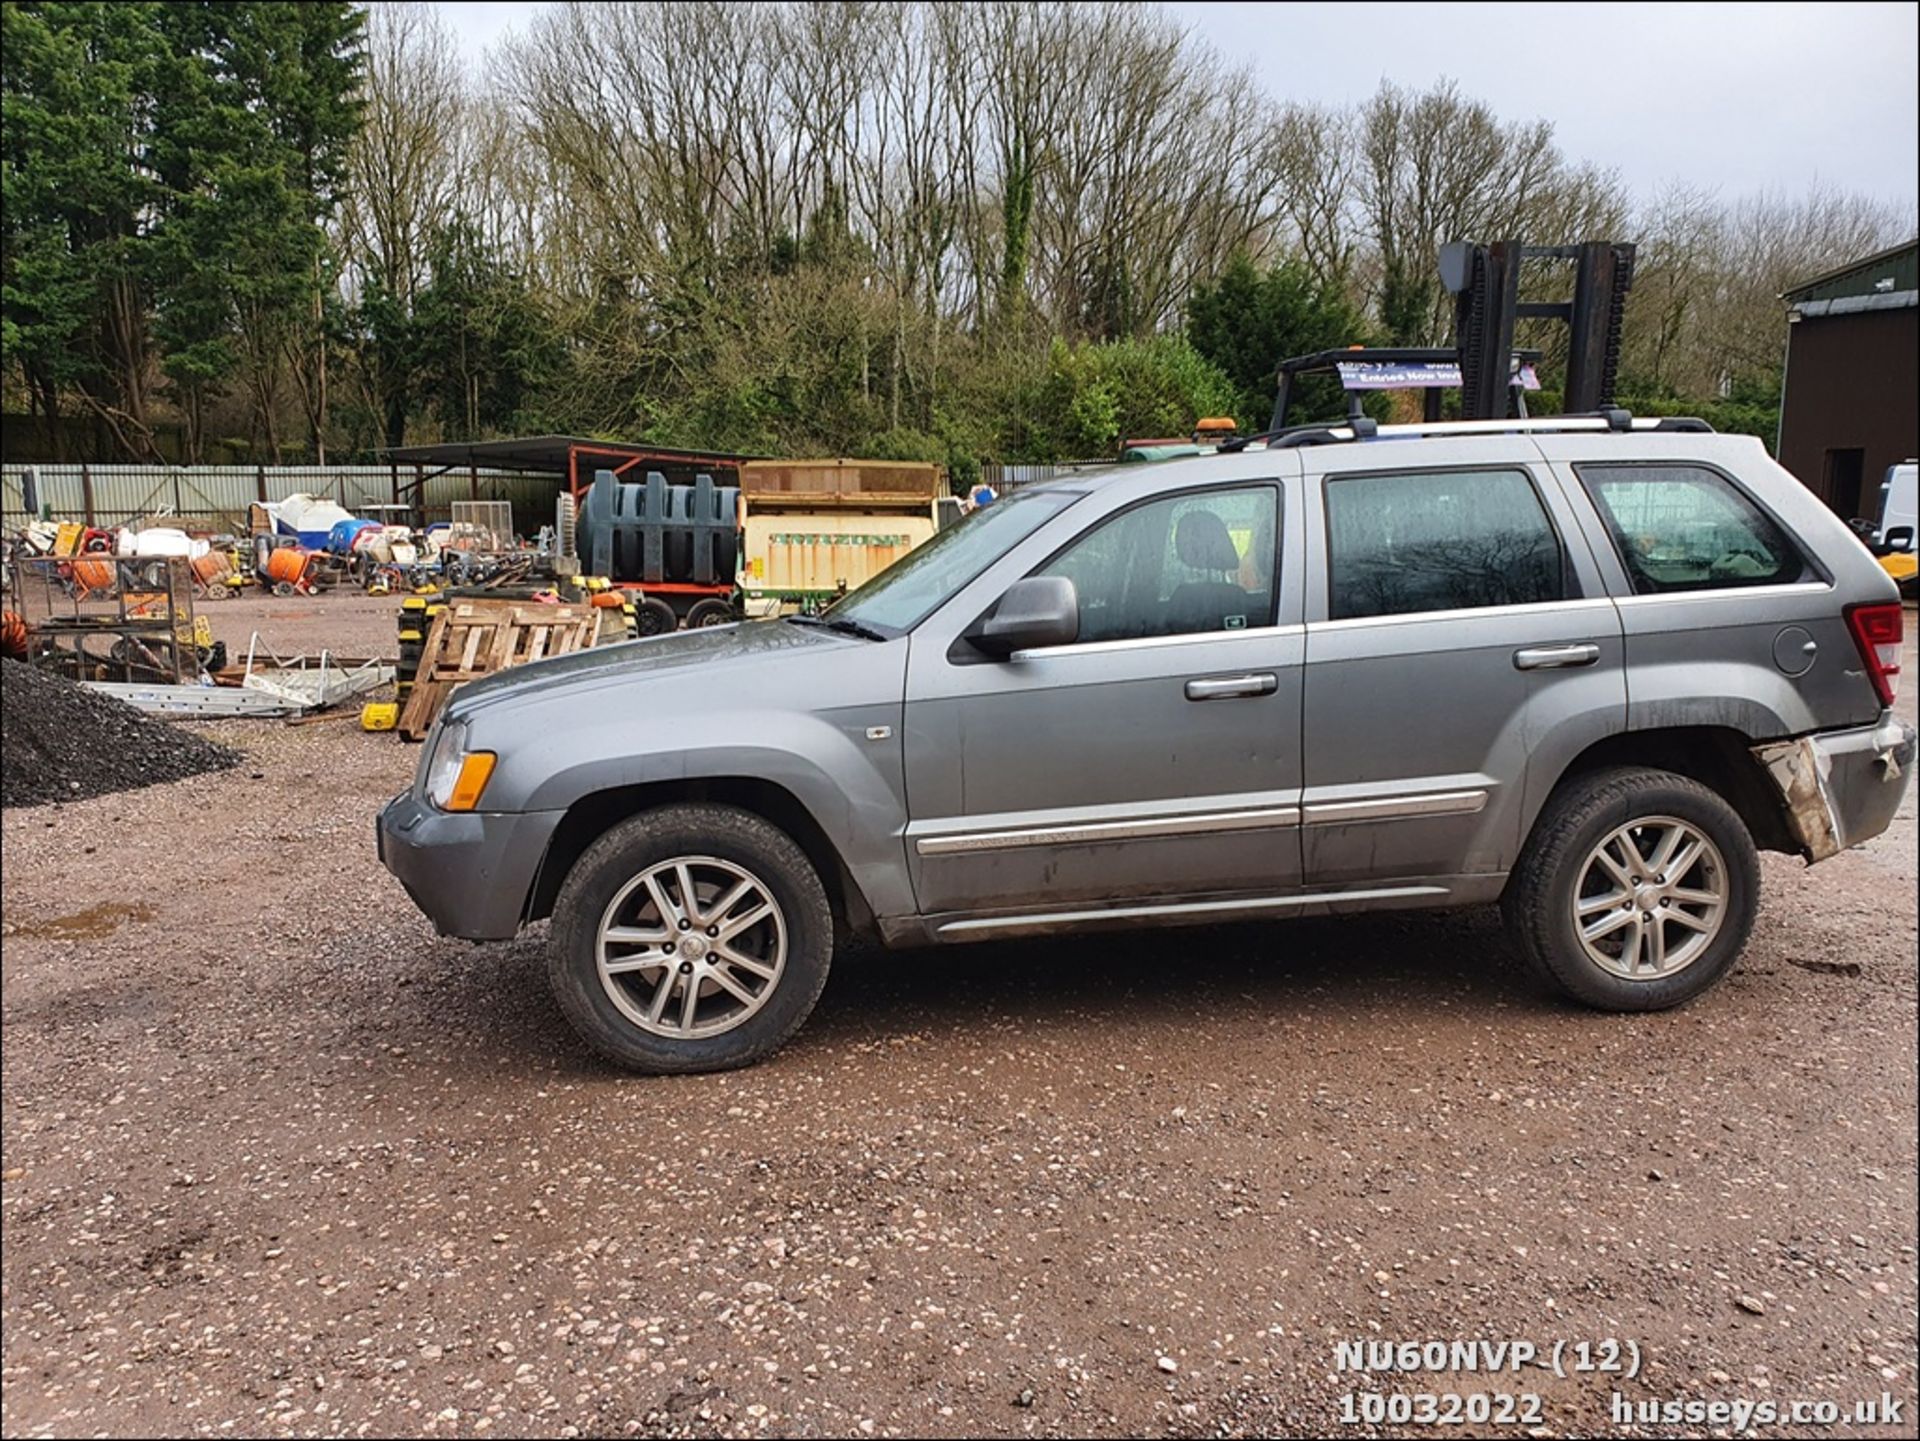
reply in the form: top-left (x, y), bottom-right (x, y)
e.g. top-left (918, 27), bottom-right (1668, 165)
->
top-left (398, 600), bottom-right (602, 740)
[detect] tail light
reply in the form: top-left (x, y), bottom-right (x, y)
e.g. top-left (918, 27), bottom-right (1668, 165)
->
top-left (1844, 602), bottom-right (1903, 707)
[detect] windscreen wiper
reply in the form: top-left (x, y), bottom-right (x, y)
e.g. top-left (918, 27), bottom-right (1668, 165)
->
top-left (785, 613), bottom-right (890, 642)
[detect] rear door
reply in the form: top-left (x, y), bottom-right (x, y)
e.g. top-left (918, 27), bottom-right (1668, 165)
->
top-left (1300, 439), bottom-right (1625, 889)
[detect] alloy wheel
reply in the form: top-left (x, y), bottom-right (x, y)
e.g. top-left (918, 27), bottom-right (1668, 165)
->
top-left (595, 856), bottom-right (788, 1038)
top-left (1572, 816), bottom-right (1728, 980)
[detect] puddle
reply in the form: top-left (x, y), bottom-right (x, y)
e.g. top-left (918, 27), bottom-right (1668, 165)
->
top-left (5, 901), bottom-right (158, 940)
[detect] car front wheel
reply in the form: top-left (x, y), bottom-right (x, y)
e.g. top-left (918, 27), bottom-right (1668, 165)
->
top-left (1503, 767), bottom-right (1760, 1011)
top-left (548, 805), bottom-right (833, 1073)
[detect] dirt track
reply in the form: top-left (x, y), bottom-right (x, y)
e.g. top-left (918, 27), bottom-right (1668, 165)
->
top-left (2, 601), bottom-right (1914, 1438)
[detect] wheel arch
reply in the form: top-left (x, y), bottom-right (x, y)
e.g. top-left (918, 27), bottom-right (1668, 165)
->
top-left (525, 777), bottom-right (878, 943)
top-left (1526, 725), bottom-right (1801, 861)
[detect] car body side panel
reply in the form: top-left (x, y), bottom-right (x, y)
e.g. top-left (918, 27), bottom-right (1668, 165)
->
top-left (903, 627), bottom-right (1307, 911)
top-left (1536, 433), bottom-right (1899, 737)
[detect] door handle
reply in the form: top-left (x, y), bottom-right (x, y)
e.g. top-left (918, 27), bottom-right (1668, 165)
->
top-left (1185, 673), bottom-right (1278, 701)
top-left (1512, 643), bottom-right (1601, 671)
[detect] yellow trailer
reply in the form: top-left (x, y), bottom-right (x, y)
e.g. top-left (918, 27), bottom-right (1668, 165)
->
top-left (736, 459), bottom-right (953, 614)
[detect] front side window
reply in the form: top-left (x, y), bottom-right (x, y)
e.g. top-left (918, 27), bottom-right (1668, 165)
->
top-left (1576, 463), bottom-right (1806, 594)
top-left (1326, 468), bottom-right (1567, 620)
top-left (1038, 485), bottom-right (1278, 643)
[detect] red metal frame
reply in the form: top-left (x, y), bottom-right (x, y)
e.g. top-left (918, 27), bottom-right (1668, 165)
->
top-left (561, 445), bottom-right (744, 615)
top-left (566, 443), bottom-right (744, 500)
top-left (611, 580), bottom-right (731, 597)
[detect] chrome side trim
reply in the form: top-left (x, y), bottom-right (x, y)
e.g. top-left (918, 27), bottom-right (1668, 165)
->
top-left (1013, 623), bottom-right (1303, 662)
top-left (1312, 598), bottom-right (1614, 632)
top-left (918, 787), bottom-right (1490, 854)
top-left (1302, 789), bottom-right (1489, 825)
top-left (914, 805), bottom-right (1301, 856)
top-left (1613, 580), bottom-right (1832, 607)
top-left (935, 884), bottom-right (1450, 936)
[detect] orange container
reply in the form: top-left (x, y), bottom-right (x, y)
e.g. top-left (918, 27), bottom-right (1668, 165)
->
top-left (191, 551), bottom-right (232, 586)
top-left (71, 558), bottom-right (116, 593)
top-left (261, 547), bottom-right (310, 586)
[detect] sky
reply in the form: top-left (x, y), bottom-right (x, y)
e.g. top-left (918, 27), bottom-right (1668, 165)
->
top-left (431, 0), bottom-right (1920, 212)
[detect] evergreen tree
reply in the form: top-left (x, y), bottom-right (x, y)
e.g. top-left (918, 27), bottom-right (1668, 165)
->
top-left (1186, 252), bottom-right (1374, 430)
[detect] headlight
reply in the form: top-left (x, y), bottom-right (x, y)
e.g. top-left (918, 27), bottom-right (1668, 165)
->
top-left (424, 718), bottom-right (497, 811)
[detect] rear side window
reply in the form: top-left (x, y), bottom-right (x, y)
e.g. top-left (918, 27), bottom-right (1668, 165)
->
top-left (1577, 464), bottom-right (1806, 594)
top-left (1325, 468), bottom-right (1567, 620)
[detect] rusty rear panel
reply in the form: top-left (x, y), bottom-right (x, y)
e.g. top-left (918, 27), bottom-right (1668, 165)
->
top-left (739, 458), bottom-right (945, 503)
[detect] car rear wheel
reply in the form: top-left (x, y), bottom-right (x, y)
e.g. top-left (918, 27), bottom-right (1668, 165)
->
top-left (548, 804), bottom-right (833, 1073)
top-left (1503, 767), bottom-right (1759, 1011)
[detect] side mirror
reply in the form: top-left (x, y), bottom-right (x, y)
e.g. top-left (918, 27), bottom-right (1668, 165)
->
top-left (1886, 525), bottom-right (1915, 554)
top-left (973, 576), bottom-right (1079, 657)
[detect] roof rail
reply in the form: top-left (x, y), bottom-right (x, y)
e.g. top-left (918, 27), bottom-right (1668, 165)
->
top-left (1229, 412), bottom-right (1715, 451)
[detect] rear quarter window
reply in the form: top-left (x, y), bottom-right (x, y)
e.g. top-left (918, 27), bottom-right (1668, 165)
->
top-left (1577, 463), bottom-right (1809, 594)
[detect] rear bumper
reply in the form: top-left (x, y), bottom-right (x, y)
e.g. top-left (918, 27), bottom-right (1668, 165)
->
top-left (1754, 714), bottom-right (1917, 862)
top-left (378, 791), bottom-right (566, 940)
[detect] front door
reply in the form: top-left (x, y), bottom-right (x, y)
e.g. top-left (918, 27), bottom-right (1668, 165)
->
top-left (1300, 448), bottom-right (1626, 888)
top-left (903, 481), bottom-right (1305, 919)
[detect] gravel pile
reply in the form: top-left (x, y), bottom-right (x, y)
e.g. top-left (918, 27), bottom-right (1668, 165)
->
top-left (0, 658), bottom-right (240, 808)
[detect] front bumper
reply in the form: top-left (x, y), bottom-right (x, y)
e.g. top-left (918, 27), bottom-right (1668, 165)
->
top-left (1754, 714), bottom-right (1918, 862)
top-left (377, 791), bottom-right (566, 940)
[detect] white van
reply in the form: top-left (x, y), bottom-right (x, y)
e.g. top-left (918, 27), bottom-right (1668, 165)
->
top-left (1872, 460), bottom-right (1917, 551)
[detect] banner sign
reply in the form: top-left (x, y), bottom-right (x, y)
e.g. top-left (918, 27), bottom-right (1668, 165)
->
top-left (1335, 361), bottom-right (1540, 392)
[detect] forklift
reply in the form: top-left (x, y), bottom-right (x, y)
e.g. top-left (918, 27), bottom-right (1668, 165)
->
top-left (1260, 239), bottom-right (1640, 438)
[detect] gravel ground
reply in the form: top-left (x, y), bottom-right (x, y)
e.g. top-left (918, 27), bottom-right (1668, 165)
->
top-left (1, 613), bottom-right (1914, 1439)
top-left (197, 589), bottom-right (406, 662)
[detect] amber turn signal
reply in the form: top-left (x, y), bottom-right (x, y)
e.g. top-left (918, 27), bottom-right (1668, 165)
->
top-left (444, 752), bottom-right (497, 812)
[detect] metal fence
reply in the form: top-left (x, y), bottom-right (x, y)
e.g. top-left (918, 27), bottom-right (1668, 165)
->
top-left (981, 461), bottom-right (1114, 492)
top-left (4, 460), bottom-right (1122, 532)
top-left (1, 463), bottom-right (562, 535)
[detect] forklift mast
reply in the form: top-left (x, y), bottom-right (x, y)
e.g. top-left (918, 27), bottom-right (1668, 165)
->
top-left (1439, 239), bottom-right (1635, 420)
top-left (1262, 239), bottom-right (1637, 435)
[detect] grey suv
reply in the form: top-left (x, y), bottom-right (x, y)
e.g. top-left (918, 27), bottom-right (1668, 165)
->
top-left (379, 417), bottom-right (1915, 1073)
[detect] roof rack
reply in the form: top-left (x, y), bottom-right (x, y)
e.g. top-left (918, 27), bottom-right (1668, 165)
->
top-left (1224, 411), bottom-right (1714, 453)
top-left (1269, 346), bottom-right (1543, 433)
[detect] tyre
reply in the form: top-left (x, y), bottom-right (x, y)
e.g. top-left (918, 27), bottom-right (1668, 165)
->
top-left (686, 597), bottom-right (735, 628)
top-left (547, 804), bottom-right (834, 1073)
top-left (635, 595), bottom-right (678, 636)
top-left (1503, 766), bottom-right (1759, 1011)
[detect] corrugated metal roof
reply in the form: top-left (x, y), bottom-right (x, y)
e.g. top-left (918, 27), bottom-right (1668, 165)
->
top-left (1781, 239), bottom-right (1919, 305)
top-left (382, 435), bottom-right (755, 472)
top-left (1790, 289), bottom-right (1917, 317)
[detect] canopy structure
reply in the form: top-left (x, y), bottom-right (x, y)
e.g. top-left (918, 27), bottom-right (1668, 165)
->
top-left (380, 436), bottom-right (757, 508)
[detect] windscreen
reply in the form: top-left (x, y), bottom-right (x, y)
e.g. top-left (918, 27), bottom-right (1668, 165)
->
top-left (824, 489), bottom-right (1078, 633)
